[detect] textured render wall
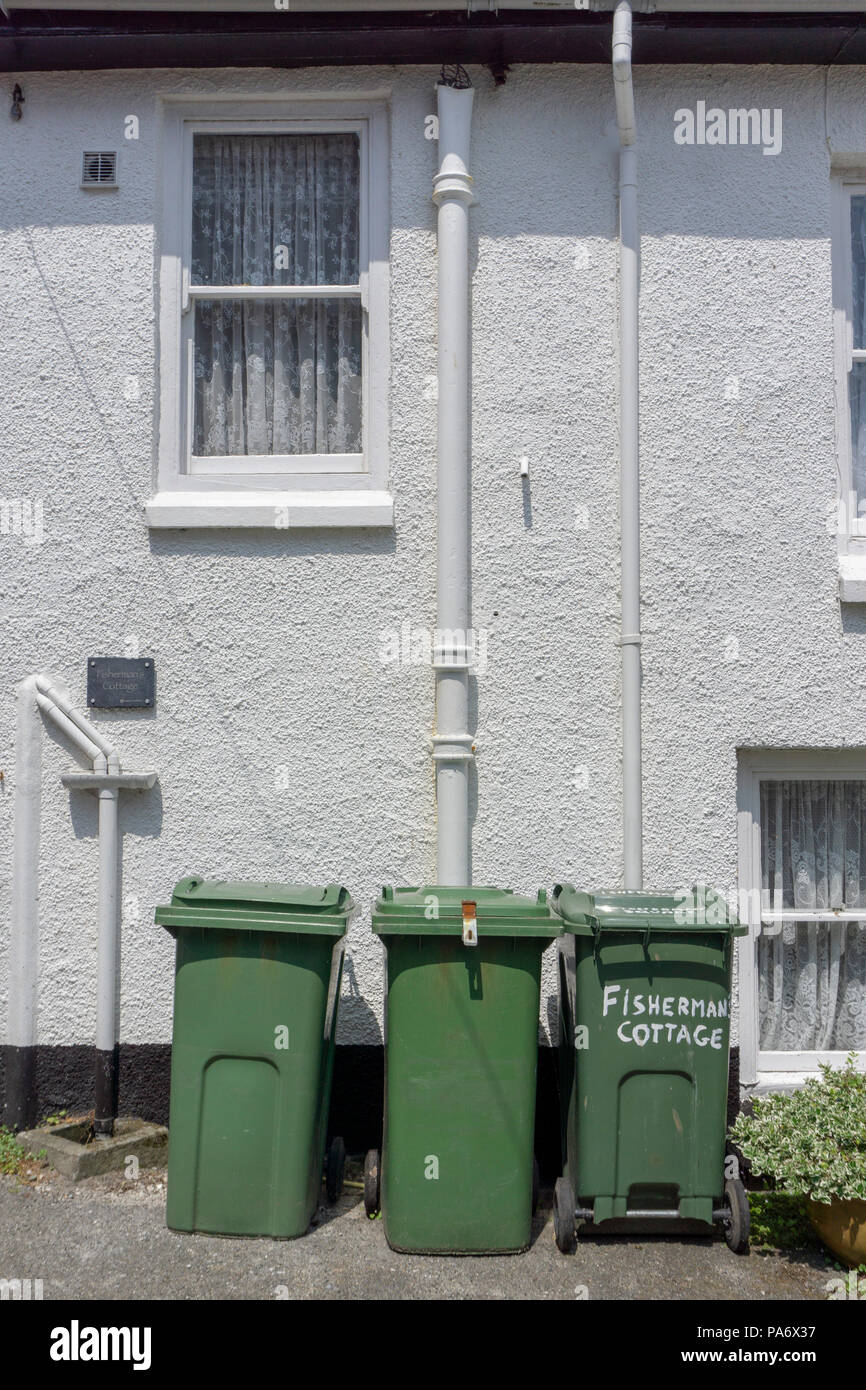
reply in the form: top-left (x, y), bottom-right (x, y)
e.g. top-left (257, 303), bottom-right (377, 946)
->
top-left (1, 62), bottom-right (865, 1053)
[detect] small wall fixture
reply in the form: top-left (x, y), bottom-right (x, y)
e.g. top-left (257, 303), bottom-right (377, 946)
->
top-left (81, 151), bottom-right (118, 189)
top-left (10, 84), bottom-right (24, 121)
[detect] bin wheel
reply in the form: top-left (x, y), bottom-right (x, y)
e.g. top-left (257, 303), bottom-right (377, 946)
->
top-left (364, 1148), bottom-right (381, 1218)
top-left (723, 1176), bottom-right (750, 1255)
top-left (532, 1156), bottom-right (540, 1218)
top-left (325, 1136), bottom-right (346, 1204)
top-left (553, 1176), bottom-right (576, 1254)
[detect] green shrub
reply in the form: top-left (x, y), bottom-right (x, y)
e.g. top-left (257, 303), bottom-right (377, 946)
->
top-left (731, 1054), bottom-right (866, 1205)
top-left (747, 1191), bottom-right (819, 1250)
top-left (0, 1126), bottom-right (29, 1178)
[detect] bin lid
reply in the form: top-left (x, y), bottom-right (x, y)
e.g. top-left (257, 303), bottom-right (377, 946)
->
top-left (551, 884), bottom-right (747, 936)
top-left (155, 875), bottom-right (353, 936)
top-left (372, 885), bottom-right (560, 937)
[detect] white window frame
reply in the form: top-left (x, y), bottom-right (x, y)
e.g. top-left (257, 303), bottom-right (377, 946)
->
top-left (148, 97), bottom-right (392, 529)
top-left (832, 174), bottom-right (866, 595)
top-left (737, 749), bottom-right (866, 1086)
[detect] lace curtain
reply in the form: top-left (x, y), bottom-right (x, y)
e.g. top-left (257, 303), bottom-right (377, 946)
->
top-left (190, 133), bottom-right (362, 458)
top-left (849, 196), bottom-right (866, 510)
top-left (759, 780), bottom-right (866, 1051)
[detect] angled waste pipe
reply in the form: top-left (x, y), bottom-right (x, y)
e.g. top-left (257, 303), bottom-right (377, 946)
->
top-left (4, 675), bottom-right (156, 1134)
top-left (613, 1), bottom-right (643, 890)
top-left (431, 75), bottom-right (477, 887)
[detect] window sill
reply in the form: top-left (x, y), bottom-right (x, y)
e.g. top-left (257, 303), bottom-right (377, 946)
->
top-left (839, 553), bottom-right (866, 601)
top-left (145, 490), bottom-right (394, 529)
top-left (749, 1072), bottom-right (821, 1092)
top-left (746, 1065), bottom-right (866, 1091)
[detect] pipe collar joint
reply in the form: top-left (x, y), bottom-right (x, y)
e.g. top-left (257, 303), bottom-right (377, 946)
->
top-left (431, 733), bottom-right (476, 762)
top-left (432, 171), bottom-right (477, 207)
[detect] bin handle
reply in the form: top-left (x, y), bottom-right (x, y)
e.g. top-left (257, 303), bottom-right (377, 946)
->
top-left (591, 918), bottom-right (651, 952)
top-left (324, 938), bottom-right (347, 1041)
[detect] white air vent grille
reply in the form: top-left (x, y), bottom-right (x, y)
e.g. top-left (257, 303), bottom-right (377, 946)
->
top-left (81, 151), bottom-right (117, 188)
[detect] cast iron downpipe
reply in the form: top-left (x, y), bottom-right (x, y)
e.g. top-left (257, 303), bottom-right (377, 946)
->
top-left (4, 676), bottom-right (42, 1131)
top-left (613, 1), bottom-right (643, 890)
top-left (431, 76), bottom-right (476, 886)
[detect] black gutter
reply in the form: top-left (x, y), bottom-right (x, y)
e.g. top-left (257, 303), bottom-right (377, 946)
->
top-left (1, 11), bottom-right (866, 70)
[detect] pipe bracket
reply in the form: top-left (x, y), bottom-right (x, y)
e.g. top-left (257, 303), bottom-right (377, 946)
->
top-left (432, 634), bottom-right (479, 670)
top-left (60, 771), bottom-right (158, 792)
top-left (431, 734), bottom-right (476, 762)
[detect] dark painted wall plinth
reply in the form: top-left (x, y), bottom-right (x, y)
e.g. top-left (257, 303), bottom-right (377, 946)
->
top-left (0, 1043), bottom-right (739, 1183)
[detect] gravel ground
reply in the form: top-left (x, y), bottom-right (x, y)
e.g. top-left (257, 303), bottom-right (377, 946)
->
top-left (0, 1160), bottom-right (834, 1302)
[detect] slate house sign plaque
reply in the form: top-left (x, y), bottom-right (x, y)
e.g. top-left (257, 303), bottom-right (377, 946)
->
top-left (87, 658), bottom-right (155, 709)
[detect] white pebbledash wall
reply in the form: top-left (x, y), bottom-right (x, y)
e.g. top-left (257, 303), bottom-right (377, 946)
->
top-left (2, 61), bottom-right (866, 1052)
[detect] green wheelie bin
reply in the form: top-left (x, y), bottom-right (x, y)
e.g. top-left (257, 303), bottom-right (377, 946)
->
top-left (364, 885), bottom-right (560, 1254)
top-left (552, 884), bottom-right (749, 1254)
top-left (155, 876), bottom-right (353, 1239)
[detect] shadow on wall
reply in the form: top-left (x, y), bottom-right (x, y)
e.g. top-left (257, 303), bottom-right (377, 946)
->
top-left (65, 781), bottom-right (164, 846)
top-left (41, 716), bottom-right (164, 979)
top-left (842, 604), bottom-right (866, 639)
top-left (337, 950), bottom-right (382, 1048)
top-left (545, 990), bottom-right (561, 1052)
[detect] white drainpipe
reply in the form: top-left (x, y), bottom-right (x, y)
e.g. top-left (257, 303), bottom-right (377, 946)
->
top-left (5, 676), bottom-right (42, 1131)
top-left (613, 1), bottom-right (643, 891)
top-left (431, 79), bottom-right (476, 887)
top-left (4, 674), bottom-right (156, 1134)
top-left (95, 782), bottom-right (120, 1128)
top-left (35, 677), bottom-right (124, 1129)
